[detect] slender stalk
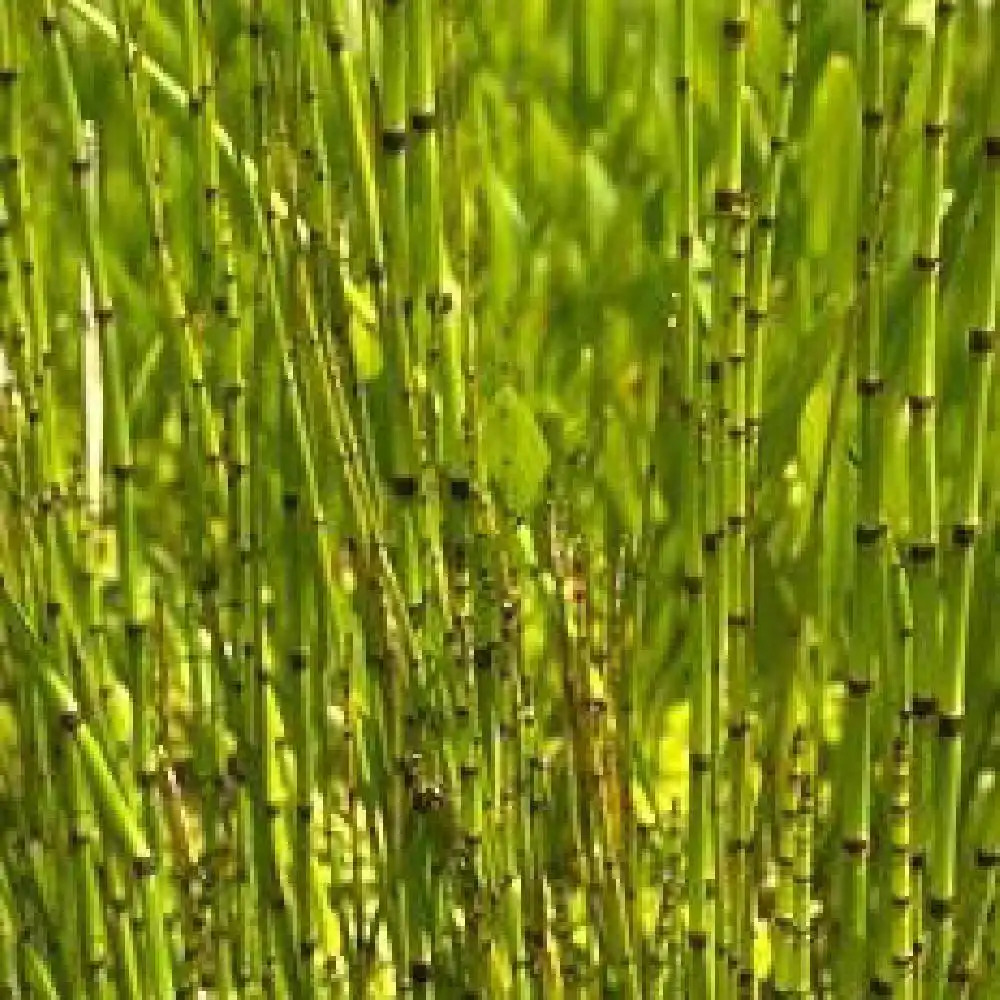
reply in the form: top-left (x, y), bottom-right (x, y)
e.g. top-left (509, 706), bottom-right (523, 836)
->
top-left (929, 5), bottom-right (1000, 996)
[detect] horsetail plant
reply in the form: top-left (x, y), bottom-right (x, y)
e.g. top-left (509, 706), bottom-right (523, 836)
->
top-left (0, 1), bottom-right (999, 998)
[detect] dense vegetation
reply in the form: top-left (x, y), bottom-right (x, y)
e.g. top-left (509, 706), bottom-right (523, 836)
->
top-left (0, 0), bottom-right (998, 997)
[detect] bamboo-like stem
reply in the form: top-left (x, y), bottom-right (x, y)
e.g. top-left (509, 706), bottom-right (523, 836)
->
top-left (677, 0), bottom-right (713, 996)
top-left (903, 3), bottom-right (957, 996)
top-left (718, 2), bottom-right (752, 994)
top-left (841, 1), bottom-right (887, 993)
top-left (930, 5), bottom-right (1000, 997)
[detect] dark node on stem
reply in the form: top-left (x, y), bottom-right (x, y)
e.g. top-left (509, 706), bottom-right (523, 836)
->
top-left (891, 894), bottom-right (911, 909)
top-left (688, 931), bottom-right (708, 951)
top-left (937, 713), bottom-right (963, 738)
top-left (411, 108), bottom-right (437, 134)
top-left (862, 108), bottom-right (885, 131)
top-left (842, 836), bottom-right (868, 857)
top-left (327, 30), bottom-right (346, 55)
top-left (674, 74), bottom-right (691, 95)
top-left (952, 522), bottom-right (977, 548)
top-left (722, 17), bottom-right (748, 43)
top-left (912, 695), bottom-right (937, 718)
top-left (727, 512), bottom-right (747, 532)
top-left (428, 289), bottom-right (454, 318)
top-left (411, 959), bottom-right (433, 985)
top-left (969, 326), bottom-right (995, 354)
top-left (948, 963), bottom-right (972, 986)
top-left (985, 136), bottom-right (1000, 163)
top-left (856, 522), bottom-right (887, 545)
top-left (382, 127), bottom-right (407, 155)
top-left (727, 611), bottom-right (749, 630)
top-left (727, 836), bottom-right (753, 855)
top-left (913, 253), bottom-right (941, 274)
top-left (366, 258), bottom-right (385, 285)
top-left (923, 120), bottom-right (947, 142)
top-left (846, 676), bottom-right (873, 697)
top-left (288, 646), bottom-right (308, 673)
top-left (132, 855), bottom-right (155, 880)
top-left (390, 474), bottom-right (417, 498)
top-left (747, 305), bottom-right (768, 325)
top-left (691, 752), bottom-right (712, 773)
top-left (935, 0), bottom-right (958, 16)
top-left (865, 0), bottom-right (884, 12)
top-left (727, 720), bottom-right (750, 739)
top-left (908, 541), bottom-right (937, 563)
top-left (906, 392), bottom-right (936, 414)
top-left (870, 978), bottom-right (893, 996)
top-left (707, 360), bottom-right (723, 383)
top-left (858, 374), bottom-right (884, 397)
top-left (682, 572), bottom-right (704, 596)
top-left (714, 188), bottom-right (746, 217)
top-left (928, 896), bottom-right (953, 920)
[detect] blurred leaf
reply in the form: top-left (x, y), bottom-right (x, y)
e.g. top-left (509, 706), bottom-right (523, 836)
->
top-left (482, 386), bottom-right (550, 513)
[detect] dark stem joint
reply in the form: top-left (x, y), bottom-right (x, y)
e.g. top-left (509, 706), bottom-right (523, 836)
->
top-left (722, 18), bottom-right (748, 43)
top-left (714, 188), bottom-right (746, 216)
top-left (846, 676), bottom-right (873, 696)
top-left (688, 931), bottom-right (708, 951)
top-left (923, 120), bottom-right (947, 141)
top-left (862, 108), bottom-right (885, 130)
top-left (411, 109), bottom-right (437, 134)
top-left (842, 836), bottom-right (868, 857)
top-left (907, 392), bottom-right (936, 412)
top-left (855, 522), bottom-right (886, 544)
top-left (938, 713), bottom-right (963, 738)
top-left (390, 475), bottom-right (417, 498)
top-left (952, 522), bottom-right (977, 548)
top-left (969, 326), bottom-right (995, 354)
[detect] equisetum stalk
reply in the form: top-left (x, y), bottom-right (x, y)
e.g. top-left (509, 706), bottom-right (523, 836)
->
top-left (930, 5), bottom-right (999, 997)
top-left (904, 3), bottom-right (956, 996)
top-left (841, 0), bottom-right (887, 993)
top-left (717, 1), bottom-right (752, 994)
top-left (677, 0), bottom-right (713, 997)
